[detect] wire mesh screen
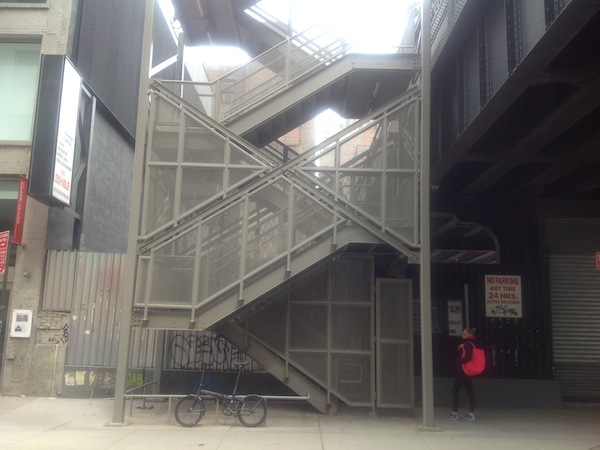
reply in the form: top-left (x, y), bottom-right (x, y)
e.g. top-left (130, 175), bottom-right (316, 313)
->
top-left (297, 98), bottom-right (420, 247)
top-left (331, 258), bottom-right (371, 302)
top-left (379, 344), bottom-right (411, 406)
top-left (248, 298), bottom-right (287, 353)
top-left (332, 354), bottom-right (372, 404)
top-left (221, 52), bottom-right (285, 121)
top-left (376, 279), bottom-right (413, 407)
top-left (152, 96), bottom-right (180, 162)
top-left (144, 92), bottom-right (270, 239)
top-left (145, 166), bottom-right (177, 236)
top-left (341, 172), bottom-right (383, 221)
top-left (386, 104), bottom-right (417, 170)
top-left (289, 351), bottom-right (328, 384)
top-left (259, 255), bottom-right (375, 406)
top-left (379, 281), bottom-right (411, 341)
top-left (183, 116), bottom-right (225, 163)
top-left (150, 229), bottom-right (196, 305)
top-left (385, 173), bottom-right (416, 247)
top-left (331, 305), bottom-right (371, 351)
top-left (290, 304), bottom-right (328, 349)
top-left (199, 203), bottom-right (244, 301)
top-left (245, 181), bottom-right (290, 274)
top-left (290, 270), bottom-right (328, 301)
top-left (292, 189), bottom-right (334, 246)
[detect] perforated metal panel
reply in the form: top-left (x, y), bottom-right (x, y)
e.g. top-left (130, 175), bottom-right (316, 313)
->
top-left (376, 278), bottom-right (414, 408)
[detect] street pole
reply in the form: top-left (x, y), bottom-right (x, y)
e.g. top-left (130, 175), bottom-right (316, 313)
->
top-left (111, 0), bottom-right (155, 424)
top-left (420, 0), bottom-right (436, 430)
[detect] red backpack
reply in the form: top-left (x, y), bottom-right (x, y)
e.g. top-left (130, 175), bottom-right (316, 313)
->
top-left (462, 342), bottom-right (485, 376)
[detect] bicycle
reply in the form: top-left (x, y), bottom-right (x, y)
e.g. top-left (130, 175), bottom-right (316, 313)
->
top-left (174, 361), bottom-right (267, 428)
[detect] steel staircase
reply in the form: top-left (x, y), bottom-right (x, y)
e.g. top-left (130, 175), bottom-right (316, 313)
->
top-left (135, 16), bottom-right (421, 411)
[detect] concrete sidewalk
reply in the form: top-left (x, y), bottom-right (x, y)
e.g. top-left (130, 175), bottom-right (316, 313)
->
top-left (0, 396), bottom-right (599, 450)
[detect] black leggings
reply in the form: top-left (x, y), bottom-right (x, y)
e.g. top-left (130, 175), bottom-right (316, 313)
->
top-left (452, 374), bottom-right (475, 413)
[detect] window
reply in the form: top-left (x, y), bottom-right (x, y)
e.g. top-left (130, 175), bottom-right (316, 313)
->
top-left (0, 42), bottom-right (41, 141)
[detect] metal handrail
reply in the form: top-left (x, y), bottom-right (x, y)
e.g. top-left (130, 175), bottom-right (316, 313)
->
top-left (158, 23), bottom-right (354, 122)
top-left (125, 392), bottom-right (310, 424)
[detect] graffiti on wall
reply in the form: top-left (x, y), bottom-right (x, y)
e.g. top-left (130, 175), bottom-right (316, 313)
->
top-left (60, 324), bottom-right (69, 344)
top-left (168, 332), bottom-right (246, 370)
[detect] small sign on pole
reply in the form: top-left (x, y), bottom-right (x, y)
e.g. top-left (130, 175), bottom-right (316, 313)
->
top-left (485, 275), bottom-right (522, 318)
top-left (447, 300), bottom-right (463, 336)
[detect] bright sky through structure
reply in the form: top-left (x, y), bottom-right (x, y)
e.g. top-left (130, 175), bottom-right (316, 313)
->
top-left (157, 0), bottom-right (416, 143)
top-left (159, 0), bottom-right (415, 64)
top-left (252, 0), bottom-right (414, 53)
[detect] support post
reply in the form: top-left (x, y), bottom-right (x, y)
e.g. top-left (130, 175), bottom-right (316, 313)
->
top-left (112, 0), bottom-right (155, 424)
top-left (153, 330), bottom-right (166, 394)
top-left (420, 0), bottom-right (437, 431)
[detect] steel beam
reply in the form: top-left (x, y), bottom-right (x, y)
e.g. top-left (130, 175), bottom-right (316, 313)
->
top-left (431, 0), bottom-right (600, 185)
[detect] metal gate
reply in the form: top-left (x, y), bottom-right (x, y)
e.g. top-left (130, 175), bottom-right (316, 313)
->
top-left (376, 278), bottom-right (414, 408)
top-left (544, 218), bottom-right (600, 401)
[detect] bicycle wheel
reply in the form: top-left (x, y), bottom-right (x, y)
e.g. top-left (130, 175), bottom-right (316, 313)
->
top-left (236, 394), bottom-right (267, 427)
top-left (175, 395), bottom-right (205, 427)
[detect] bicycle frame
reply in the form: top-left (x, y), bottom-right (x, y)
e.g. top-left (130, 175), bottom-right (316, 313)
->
top-left (175, 360), bottom-right (267, 428)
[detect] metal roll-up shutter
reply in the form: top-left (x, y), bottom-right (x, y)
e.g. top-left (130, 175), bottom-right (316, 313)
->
top-left (545, 218), bottom-right (600, 402)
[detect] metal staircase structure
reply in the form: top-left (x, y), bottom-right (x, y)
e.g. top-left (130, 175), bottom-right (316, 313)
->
top-left (134, 72), bottom-right (421, 411)
top-left (136, 82), bottom-right (421, 322)
top-left (124, 5), bottom-right (428, 412)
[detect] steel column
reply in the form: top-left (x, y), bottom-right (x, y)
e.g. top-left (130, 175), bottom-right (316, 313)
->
top-left (112, 0), bottom-right (155, 424)
top-left (420, 0), bottom-right (436, 430)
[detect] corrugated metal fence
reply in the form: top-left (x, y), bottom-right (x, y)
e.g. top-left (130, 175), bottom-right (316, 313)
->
top-left (43, 250), bottom-right (259, 370)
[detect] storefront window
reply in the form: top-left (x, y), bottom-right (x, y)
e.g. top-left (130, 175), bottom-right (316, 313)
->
top-left (0, 42), bottom-right (41, 141)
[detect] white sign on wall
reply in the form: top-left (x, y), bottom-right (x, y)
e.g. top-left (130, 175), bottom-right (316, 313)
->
top-left (447, 300), bottom-right (463, 336)
top-left (485, 275), bottom-right (522, 318)
top-left (10, 309), bottom-right (33, 338)
top-left (52, 59), bottom-right (81, 205)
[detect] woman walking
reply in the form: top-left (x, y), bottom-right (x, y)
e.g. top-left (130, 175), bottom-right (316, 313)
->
top-left (445, 328), bottom-right (480, 421)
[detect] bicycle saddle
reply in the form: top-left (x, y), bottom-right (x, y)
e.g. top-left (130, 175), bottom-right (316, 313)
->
top-left (234, 361), bottom-right (249, 367)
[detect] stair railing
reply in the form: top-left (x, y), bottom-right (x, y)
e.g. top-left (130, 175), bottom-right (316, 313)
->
top-left (159, 22), bottom-right (354, 123)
